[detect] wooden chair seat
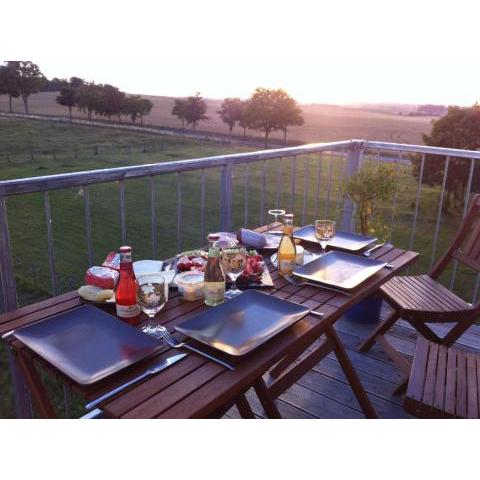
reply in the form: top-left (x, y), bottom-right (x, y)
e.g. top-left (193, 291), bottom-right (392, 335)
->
top-left (405, 337), bottom-right (480, 418)
top-left (381, 274), bottom-right (474, 322)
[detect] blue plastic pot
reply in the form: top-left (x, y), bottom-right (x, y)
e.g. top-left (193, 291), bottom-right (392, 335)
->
top-left (343, 294), bottom-right (383, 323)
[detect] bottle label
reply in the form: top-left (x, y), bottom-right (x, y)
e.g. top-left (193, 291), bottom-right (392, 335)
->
top-left (116, 303), bottom-right (141, 319)
top-left (204, 282), bottom-right (225, 301)
top-left (279, 259), bottom-right (296, 274)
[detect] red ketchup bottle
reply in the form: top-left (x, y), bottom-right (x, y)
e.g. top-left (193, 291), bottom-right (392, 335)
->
top-left (115, 246), bottom-right (141, 323)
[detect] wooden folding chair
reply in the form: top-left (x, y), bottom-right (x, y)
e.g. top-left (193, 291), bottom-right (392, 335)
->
top-left (359, 194), bottom-right (480, 394)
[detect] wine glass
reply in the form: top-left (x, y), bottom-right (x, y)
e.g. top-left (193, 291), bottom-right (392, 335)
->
top-left (314, 220), bottom-right (336, 255)
top-left (136, 273), bottom-right (166, 337)
top-left (268, 208), bottom-right (286, 235)
top-left (221, 247), bottom-right (248, 299)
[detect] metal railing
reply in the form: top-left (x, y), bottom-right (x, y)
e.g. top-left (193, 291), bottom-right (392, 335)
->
top-left (2, 138), bottom-right (480, 417)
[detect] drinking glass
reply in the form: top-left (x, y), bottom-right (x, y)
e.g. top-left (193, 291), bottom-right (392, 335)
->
top-left (136, 273), bottom-right (166, 337)
top-left (268, 209), bottom-right (286, 234)
top-left (314, 220), bottom-right (336, 255)
top-left (221, 247), bottom-right (248, 298)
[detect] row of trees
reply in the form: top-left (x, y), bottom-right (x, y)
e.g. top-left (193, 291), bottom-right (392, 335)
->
top-left (0, 61), bottom-right (45, 114)
top-left (171, 88), bottom-right (304, 145)
top-left (56, 80), bottom-right (153, 124)
top-left (0, 61), bottom-right (154, 124)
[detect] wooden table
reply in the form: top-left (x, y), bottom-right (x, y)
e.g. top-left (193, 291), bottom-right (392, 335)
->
top-left (0, 224), bottom-right (418, 419)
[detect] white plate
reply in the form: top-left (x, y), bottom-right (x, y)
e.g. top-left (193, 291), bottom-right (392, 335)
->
top-left (133, 260), bottom-right (163, 276)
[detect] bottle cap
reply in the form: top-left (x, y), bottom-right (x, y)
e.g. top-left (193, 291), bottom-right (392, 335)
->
top-left (207, 234), bottom-right (220, 242)
top-left (284, 213), bottom-right (294, 219)
top-left (119, 246), bottom-right (132, 253)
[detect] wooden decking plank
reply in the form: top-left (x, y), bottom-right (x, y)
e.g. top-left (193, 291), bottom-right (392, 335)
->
top-left (279, 382), bottom-right (363, 419)
top-left (423, 342), bottom-right (439, 406)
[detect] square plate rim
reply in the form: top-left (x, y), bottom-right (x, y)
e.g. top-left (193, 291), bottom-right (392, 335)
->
top-left (293, 225), bottom-right (377, 250)
top-left (175, 290), bottom-right (311, 356)
top-left (13, 304), bottom-right (162, 385)
top-left (292, 250), bottom-right (387, 290)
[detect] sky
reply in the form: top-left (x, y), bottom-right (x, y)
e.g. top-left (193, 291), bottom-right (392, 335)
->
top-left (3, 0), bottom-right (480, 106)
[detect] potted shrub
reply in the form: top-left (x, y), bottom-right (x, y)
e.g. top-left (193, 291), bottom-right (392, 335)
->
top-left (342, 162), bottom-right (399, 323)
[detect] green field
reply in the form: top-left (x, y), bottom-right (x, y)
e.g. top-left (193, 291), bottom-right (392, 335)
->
top-left (0, 91), bottom-right (435, 145)
top-left (0, 117), bottom-right (473, 418)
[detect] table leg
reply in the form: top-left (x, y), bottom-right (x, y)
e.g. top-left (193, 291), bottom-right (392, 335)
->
top-left (16, 350), bottom-right (57, 419)
top-left (253, 378), bottom-right (281, 419)
top-left (7, 348), bottom-right (33, 418)
top-left (327, 325), bottom-right (377, 419)
top-left (235, 393), bottom-right (256, 419)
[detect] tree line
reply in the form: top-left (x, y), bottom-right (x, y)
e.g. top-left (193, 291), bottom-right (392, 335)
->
top-left (171, 87), bottom-right (304, 145)
top-left (0, 61), bottom-right (154, 124)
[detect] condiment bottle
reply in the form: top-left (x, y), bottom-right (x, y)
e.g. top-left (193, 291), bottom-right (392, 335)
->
top-left (204, 234), bottom-right (225, 306)
top-left (115, 246), bottom-right (141, 322)
top-left (277, 213), bottom-right (297, 275)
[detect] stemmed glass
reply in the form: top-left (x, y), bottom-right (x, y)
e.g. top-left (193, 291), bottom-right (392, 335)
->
top-left (268, 209), bottom-right (286, 235)
top-left (314, 220), bottom-right (336, 255)
top-left (136, 273), bottom-right (167, 337)
top-left (221, 247), bottom-right (248, 299)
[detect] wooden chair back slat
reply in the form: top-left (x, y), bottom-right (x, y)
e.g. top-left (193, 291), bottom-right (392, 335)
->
top-left (431, 194), bottom-right (480, 279)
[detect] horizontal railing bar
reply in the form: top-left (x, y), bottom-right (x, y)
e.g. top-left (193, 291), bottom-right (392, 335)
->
top-left (0, 141), bottom-right (354, 196)
top-left (363, 141), bottom-right (480, 160)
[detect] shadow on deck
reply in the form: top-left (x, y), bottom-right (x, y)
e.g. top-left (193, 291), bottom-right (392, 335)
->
top-left (224, 304), bottom-right (480, 419)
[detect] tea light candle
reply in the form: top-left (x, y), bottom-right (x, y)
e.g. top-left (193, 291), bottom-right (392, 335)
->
top-left (295, 245), bottom-right (304, 265)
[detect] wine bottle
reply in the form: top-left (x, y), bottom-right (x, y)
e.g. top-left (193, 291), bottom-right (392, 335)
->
top-left (204, 234), bottom-right (225, 306)
top-left (277, 213), bottom-right (297, 275)
top-left (115, 246), bottom-right (141, 322)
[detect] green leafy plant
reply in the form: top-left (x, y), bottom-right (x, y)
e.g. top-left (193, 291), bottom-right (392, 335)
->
top-left (343, 162), bottom-right (399, 237)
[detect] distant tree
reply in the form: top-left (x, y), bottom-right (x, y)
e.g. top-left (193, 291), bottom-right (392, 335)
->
top-left (96, 84), bottom-right (125, 122)
top-left (172, 98), bottom-right (187, 129)
top-left (273, 91), bottom-right (304, 143)
top-left (69, 77), bottom-right (84, 89)
top-left (41, 77), bottom-right (69, 92)
top-left (245, 87), bottom-right (304, 146)
top-left (137, 97), bottom-right (153, 126)
top-left (0, 63), bottom-right (20, 113)
top-left (217, 98), bottom-right (244, 137)
top-left (123, 95), bottom-right (152, 125)
top-left (417, 104), bottom-right (480, 212)
top-left (76, 82), bottom-right (100, 120)
top-left (237, 100), bottom-right (250, 138)
top-left (244, 87), bottom-right (278, 147)
top-left (14, 61), bottom-right (46, 114)
top-left (56, 86), bottom-right (77, 120)
top-left (183, 93), bottom-right (209, 130)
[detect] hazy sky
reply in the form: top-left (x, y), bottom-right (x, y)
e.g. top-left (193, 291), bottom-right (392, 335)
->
top-left (4, 0), bottom-right (480, 105)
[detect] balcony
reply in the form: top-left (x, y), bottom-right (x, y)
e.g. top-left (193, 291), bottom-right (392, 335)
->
top-left (1, 139), bottom-right (479, 418)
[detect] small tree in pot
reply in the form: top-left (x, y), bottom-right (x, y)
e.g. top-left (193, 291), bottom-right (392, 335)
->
top-left (343, 162), bottom-right (399, 240)
top-left (342, 162), bottom-right (399, 323)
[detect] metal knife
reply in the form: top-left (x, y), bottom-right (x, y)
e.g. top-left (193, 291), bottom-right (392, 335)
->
top-left (85, 353), bottom-right (187, 411)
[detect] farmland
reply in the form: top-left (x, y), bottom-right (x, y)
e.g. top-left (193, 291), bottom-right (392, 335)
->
top-left (0, 91), bottom-right (435, 145)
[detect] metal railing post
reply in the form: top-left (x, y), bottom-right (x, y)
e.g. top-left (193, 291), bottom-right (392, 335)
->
top-left (0, 197), bottom-right (33, 418)
top-left (341, 141), bottom-right (363, 232)
top-left (220, 163), bottom-right (233, 231)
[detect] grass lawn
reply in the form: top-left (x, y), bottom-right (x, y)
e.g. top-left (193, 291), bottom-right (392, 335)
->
top-left (0, 117), bottom-right (474, 418)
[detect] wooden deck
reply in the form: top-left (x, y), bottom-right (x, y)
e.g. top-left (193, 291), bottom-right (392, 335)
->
top-left (224, 305), bottom-right (480, 419)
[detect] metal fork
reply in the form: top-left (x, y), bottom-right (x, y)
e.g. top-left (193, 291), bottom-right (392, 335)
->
top-left (283, 273), bottom-right (353, 297)
top-left (158, 326), bottom-right (235, 371)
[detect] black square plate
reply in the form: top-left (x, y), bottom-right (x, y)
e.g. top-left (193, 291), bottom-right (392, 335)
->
top-left (176, 290), bottom-right (310, 356)
top-left (293, 225), bottom-right (376, 251)
top-left (293, 251), bottom-right (387, 290)
top-left (13, 305), bottom-right (162, 385)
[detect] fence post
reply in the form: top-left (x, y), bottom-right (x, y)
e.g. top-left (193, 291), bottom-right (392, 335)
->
top-left (0, 197), bottom-right (33, 418)
top-left (341, 141), bottom-right (363, 233)
top-left (220, 163), bottom-right (233, 231)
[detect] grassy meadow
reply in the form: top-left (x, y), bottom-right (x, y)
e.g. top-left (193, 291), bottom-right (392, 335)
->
top-left (0, 91), bottom-right (435, 145)
top-left (0, 115), bottom-right (473, 418)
